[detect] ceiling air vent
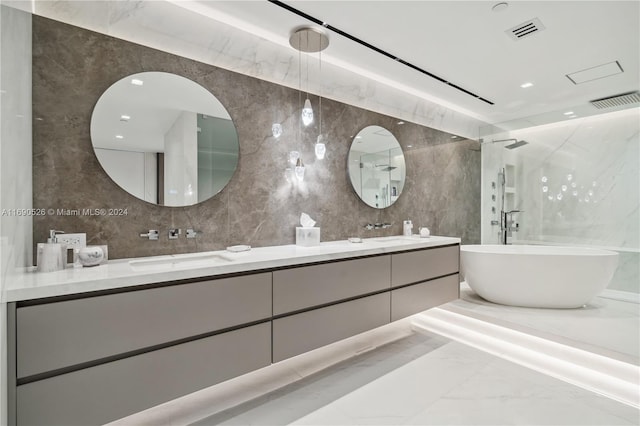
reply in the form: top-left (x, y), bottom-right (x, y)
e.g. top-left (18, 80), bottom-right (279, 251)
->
top-left (590, 91), bottom-right (640, 109)
top-left (505, 18), bottom-right (545, 41)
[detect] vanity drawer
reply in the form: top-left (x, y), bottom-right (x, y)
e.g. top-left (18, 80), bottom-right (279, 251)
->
top-left (16, 272), bottom-right (271, 379)
top-left (273, 292), bottom-right (390, 362)
top-left (273, 256), bottom-right (391, 315)
top-left (391, 245), bottom-right (459, 287)
top-left (17, 322), bottom-right (271, 426)
top-left (391, 274), bottom-right (459, 321)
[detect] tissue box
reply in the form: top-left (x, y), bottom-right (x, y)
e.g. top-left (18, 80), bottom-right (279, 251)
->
top-left (296, 227), bottom-right (320, 247)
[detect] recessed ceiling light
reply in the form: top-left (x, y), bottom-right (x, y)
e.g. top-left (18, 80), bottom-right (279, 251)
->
top-left (131, 78), bottom-right (144, 86)
top-left (492, 2), bottom-right (509, 12)
top-left (115, 135), bottom-right (124, 139)
top-left (563, 111), bottom-right (574, 115)
top-left (451, 135), bottom-right (458, 139)
top-left (407, 145), bottom-right (413, 148)
top-left (397, 121), bottom-right (405, 125)
top-left (520, 82), bottom-right (534, 88)
top-left (120, 115), bottom-right (131, 121)
top-left (569, 115), bottom-right (578, 118)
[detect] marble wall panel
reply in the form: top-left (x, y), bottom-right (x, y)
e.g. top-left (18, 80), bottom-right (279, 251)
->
top-left (32, 16), bottom-right (480, 260)
top-left (1, 6), bottom-right (32, 425)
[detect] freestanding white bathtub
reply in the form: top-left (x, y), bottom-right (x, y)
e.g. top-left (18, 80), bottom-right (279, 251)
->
top-left (460, 245), bottom-right (619, 308)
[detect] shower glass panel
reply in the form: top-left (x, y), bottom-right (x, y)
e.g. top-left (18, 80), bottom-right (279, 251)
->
top-left (479, 108), bottom-right (640, 296)
top-left (358, 147), bottom-right (404, 209)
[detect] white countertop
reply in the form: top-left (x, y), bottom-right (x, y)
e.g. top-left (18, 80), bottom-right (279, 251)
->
top-left (3, 235), bottom-right (460, 302)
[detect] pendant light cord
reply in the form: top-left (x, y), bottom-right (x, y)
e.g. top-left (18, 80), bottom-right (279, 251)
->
top-left (318, 34), bottom-right (322, 136)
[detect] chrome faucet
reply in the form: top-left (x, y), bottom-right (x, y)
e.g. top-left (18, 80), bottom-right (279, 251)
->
top-left (364, 223), bottom-right (392, 230)
top-left (140, 230), bottom-right (159, 240)
top-left (500, 210), bottom-right (522, 244)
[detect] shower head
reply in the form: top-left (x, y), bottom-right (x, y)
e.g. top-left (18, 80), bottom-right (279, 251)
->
top-left (488, 138), bottom-right (529, 149)
top-left (375, 164), bottom-right (397, 171)
top-left (504, 140), bottom-right (528, 149)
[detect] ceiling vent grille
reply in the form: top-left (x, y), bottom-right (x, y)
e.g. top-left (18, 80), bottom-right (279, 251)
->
top-left (590, 91), bottom-right (640, 109)
top-left (506, 18), bottom-right (545, 41)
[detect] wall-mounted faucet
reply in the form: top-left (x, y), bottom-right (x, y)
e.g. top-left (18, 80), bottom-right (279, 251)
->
top-left (364, 223), bottom-right (392, 230)
top-left (501, 210), bottom-right (522, 244)
top-left (186, 228), bottom-right (198, 239)
top-left (168, 228), bottom-right (181, 240)
top-left (140, 230), bottom-right (159, 240)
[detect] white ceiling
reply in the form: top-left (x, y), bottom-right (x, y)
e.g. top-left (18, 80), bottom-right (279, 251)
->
top-left (178, 0), bottom-right (639, 129)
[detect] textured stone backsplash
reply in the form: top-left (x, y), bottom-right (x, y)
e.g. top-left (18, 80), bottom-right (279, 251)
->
top-left (33, 16), bottom-right (480, 260)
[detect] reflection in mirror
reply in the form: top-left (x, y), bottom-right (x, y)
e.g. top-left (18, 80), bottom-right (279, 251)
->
top-left (348, 125), bottom-right (406, 208)
top-left (90, 72), bottom-right (239, 207)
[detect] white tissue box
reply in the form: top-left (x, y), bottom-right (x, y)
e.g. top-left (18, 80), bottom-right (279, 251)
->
top-left (296, 227), bottom-right (320, 247)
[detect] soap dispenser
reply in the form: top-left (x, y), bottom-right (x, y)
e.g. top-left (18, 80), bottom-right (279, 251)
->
top-left (403, 220), bottom-right (413, 236)
top-left (36, 230), bottom-right (67, 272)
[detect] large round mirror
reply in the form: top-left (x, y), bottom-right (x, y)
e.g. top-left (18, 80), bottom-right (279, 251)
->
top-left (348, 125), bottom-right (406, 209)
top-left (90, 72), bottom-right (239, 207)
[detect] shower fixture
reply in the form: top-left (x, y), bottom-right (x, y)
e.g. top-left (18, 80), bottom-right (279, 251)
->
top-left (489, 138), bottom-right (529, 149)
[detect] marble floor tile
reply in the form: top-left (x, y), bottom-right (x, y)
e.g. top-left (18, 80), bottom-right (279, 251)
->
top-left (451, 284), bottom-right (640, 363)
top-left (193, 333), bottom-right (450, 425)
top-left (292, 343), bottom-right (638, 426)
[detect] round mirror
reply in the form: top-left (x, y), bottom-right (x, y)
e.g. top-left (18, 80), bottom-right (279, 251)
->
top-left (348, 125), bottom-right (406, 208)
top-left (90, 72), bottom-right (239, 207)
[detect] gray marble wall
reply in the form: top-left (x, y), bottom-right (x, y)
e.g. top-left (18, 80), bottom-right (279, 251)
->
top-left (33, 16), bottom-right (480, 260)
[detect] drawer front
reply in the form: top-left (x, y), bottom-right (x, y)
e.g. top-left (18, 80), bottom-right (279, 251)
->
top-left (391, 274), bottom-right (459, 321)
top-left (16, 322), bottom-right (271, 426)
top-left (391, 245), bottom-right (459, 287)
top-left (273, 293), bottom-right (390, 362)
top-left (17, 272), bottom-right (272, 379)
top-left (273, 256), bottom-right (391, 315)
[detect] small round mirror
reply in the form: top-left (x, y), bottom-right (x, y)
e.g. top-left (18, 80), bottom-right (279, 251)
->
top-left (90, 72), bottom-right (239, 207)
top-left (347, 125), bottom-right (406, 209)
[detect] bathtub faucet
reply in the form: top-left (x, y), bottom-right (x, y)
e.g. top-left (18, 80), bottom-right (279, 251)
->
top-left (501, 210), bottom-right (522, 244)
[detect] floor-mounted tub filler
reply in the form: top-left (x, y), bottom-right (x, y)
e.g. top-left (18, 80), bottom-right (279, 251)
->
top-left (460, 244), bottom-right (619, 308)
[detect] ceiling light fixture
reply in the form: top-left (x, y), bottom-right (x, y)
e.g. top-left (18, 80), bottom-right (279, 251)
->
top-left (115, 135), bottom-right (124, 139)
top-left (520, 82), bottom-right (534, 88)
top-left (120, 115), bottom-right (131, 121)
top-left (563, 111), bottom-right (574, 115)
top-left (130, 78), bottom-right (144, 86)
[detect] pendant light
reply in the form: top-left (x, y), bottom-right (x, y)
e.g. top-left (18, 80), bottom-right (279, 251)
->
top-left (289, 27), bottom-right (330, 180)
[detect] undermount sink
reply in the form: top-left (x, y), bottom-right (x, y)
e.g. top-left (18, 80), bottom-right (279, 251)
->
top-left (371, 236), bottom-right (417, 243)
top-left (129, 252), bottom-right (233, 271)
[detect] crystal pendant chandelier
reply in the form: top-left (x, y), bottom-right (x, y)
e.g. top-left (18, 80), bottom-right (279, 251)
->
top-left (289, 27), bottom-right (330, 181)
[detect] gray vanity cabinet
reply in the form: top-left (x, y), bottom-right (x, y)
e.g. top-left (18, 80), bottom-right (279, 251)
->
top-left (390, 246), bottom-right (460, 320)
top-left (391, 245), bottom-right (459, 287)
top-left (17, 323), bottom-right (271, 426)
top-left (273, 256), bottom-right (391, 315)
top-left (273, 293), bottom-right (391, 362)
top-left (9, 243), bottom-right (461, 425)
top-left (17, 272), bottom-right (272, 379)
top-left (391, 274), bottom-right (459, 321)
top-left (12, 273), bottom-right (272, 426)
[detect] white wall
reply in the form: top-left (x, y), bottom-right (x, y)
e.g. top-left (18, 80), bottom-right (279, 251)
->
top-left (0, 5), bottom-right (33, 424)
top-left (164, 111), bottom-right (197, 207)
top-left (482, 108), bottom-right (640, 293)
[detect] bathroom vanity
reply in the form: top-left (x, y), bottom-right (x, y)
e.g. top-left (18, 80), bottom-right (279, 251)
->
top-left (5, 236), bottom-right (460, 425)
